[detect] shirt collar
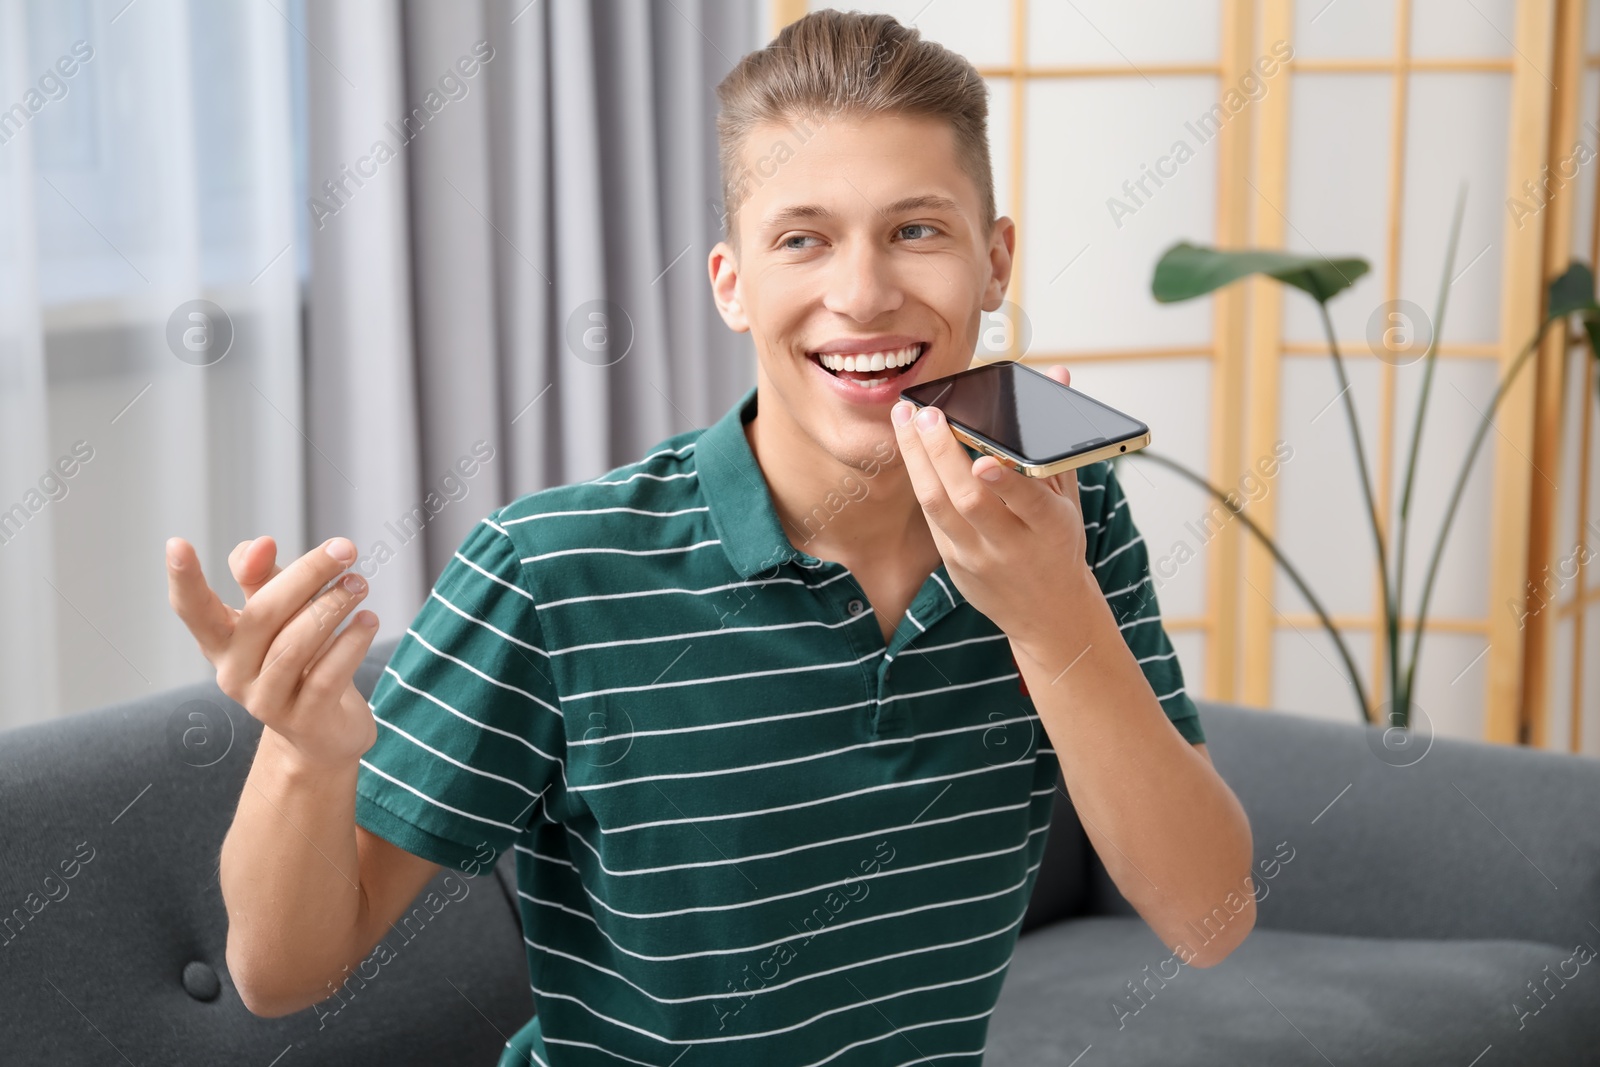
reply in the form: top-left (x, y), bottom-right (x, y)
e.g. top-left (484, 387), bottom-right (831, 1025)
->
top-left (696, 385), bottom-right (808, 580)
top-left (695, 385), bottom-right (971, 613)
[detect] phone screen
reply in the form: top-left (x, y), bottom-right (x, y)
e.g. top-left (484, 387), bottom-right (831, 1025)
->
top-left (899, 360), bottom-right (1147, 463)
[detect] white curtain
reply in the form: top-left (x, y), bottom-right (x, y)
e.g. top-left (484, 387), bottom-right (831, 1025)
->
top-left (300, 0), bottom-right (760, 632)
top-left (1, 0), bottom-right (764, 730)
top-left (0, 0), bottom-right (302, 729)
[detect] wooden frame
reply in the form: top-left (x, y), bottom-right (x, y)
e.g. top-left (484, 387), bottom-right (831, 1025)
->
top-left (1540, 0), bottom-right (1600, 755)
top-left (1521, 0), bottom-right (1585, 749)
top-left (1242, 0), bottom-right (1295, 710)
top-left (772, 0), bottom-right (808, 30)
top-left (769, 0), bottom-right (1592, 745)
top-left (1490, 1), bottom-right (1559, 743)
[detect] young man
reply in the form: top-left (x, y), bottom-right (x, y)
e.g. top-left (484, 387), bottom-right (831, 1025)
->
top-left (169, 10), bottom-right (1254, 1065)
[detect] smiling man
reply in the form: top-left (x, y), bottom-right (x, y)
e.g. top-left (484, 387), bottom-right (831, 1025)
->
top-left (187, 9), bottom-right (1254, 1067)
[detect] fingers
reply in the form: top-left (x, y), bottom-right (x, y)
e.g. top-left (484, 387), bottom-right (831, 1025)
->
top-left (252, 569), bottom-right (371, 714)
top-left (895, 401), bottom-right (1025, 544)
top-left (166, 537), bottom-right (236, 661)
top-left (231, 536), bottom-right (360, 677)
top-left (968, 450), bottom-right (1075, 530)
top-left (295, 607), bottom-right (381, 719)
top-left (230, 536), bottom-right (283, 600)
top-left (919, 404), bottom-right (1021, 531)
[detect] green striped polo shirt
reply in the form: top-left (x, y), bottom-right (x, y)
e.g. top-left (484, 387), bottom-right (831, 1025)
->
top-left (354, 382), bottom-right (1203, 1066)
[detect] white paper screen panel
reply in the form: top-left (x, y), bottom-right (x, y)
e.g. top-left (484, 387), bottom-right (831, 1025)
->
top-left (1400, 73), bottom-right (1510, 346)
top-left (1552, 615), bottom-right (1573, 755)
top-left (1166, 630), bottom-right (1208, 702)
top-left (1554, 352), bottom-right (1588, 601)
top-left (1401, 631), bottom-right (1490, 741)
top-left (986, 76), bottom-right (1013, 222)
top-left (1022, 77), bottom-right (1219, 352)
top-left (1388, 356), bottom-right (1499, 620)
top-left (1570, 69), bottom-right (1600, 271)
top-left (1271, 628), bottom-right (1376, 724)
top-left (1549, 612), bottom-right (1600, 760)
top-left (1291, 0), bottom-right (1396, 60)
top-left (1026, 1), bottom-right (1220, 66)
top-left (1273, 357), bottom-right (1384, 617)
top-left (1068, 358), bottom-right (1214, 621)
top-left (1410, 0), bottom-right (1516, 59)
top-left (1281, 73), bottom-right (1392, 347)
top-left (1590, 384), bottom-right (1600, 548)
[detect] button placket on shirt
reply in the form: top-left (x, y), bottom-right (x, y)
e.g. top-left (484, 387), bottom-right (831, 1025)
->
top-left (799, 559), bottom-right (884, 737)
top-left (874, 574), bottom-right (965, 736)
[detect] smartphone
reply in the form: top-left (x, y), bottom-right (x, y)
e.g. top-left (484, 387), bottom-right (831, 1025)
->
top-left (898, 359), bottom-right (1151, 478)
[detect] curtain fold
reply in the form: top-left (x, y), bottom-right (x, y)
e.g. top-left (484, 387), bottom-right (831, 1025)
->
top-left (303, 0), bottom-right (429, 642)
top-left (308, 0), bottom-right (760, 617)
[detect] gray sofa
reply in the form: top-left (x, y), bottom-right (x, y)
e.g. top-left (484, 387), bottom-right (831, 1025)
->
top-left (2, 635), bottom-right (1597, 1064)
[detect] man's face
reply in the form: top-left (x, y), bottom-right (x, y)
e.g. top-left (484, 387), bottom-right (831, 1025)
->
top-left (708, 111), bottom-right (1014, 471)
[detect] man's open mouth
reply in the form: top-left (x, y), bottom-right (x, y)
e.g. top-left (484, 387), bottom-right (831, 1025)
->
top-left (808, 342), bottom-right (927, 389)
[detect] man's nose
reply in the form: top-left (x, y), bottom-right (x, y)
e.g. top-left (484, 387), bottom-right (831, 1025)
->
top-left (822, 241), bottom-right (904, 322)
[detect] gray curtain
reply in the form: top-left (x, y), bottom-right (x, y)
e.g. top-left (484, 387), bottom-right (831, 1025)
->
top-left (303, 0), bottom-right (761, 633)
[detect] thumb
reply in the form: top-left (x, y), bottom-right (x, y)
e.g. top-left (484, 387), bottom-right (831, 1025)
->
top-left (972, 451), bottom-right (1073, 530)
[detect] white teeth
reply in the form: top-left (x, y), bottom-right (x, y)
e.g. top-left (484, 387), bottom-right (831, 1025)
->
top-left (815, 344), bottom-right (923, 372)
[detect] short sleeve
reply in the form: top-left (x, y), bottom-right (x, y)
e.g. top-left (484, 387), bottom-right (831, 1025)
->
top-left (1083, 462), bottom-right (1205, 745)
top-left (355, 510), bottom-right (565, 870)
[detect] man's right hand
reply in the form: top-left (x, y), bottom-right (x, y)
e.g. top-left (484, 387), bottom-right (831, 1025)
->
top-left (166, 534), bottom-right (380, 769)
top-left (170, 534), bottom-right (446, 1018)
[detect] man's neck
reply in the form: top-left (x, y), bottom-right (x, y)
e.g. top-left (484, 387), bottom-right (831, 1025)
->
top-left (742, 391), bottom-right (940, 579)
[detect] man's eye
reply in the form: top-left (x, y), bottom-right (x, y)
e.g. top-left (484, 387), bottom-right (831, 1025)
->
top-left (781, 234), bottom-right (818, 250)
top-left (899, 223), bottom-right (938, 241)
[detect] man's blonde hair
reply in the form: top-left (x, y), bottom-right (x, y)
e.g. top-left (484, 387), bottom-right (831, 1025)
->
top-left (714, 9), bottom-right (996, 248)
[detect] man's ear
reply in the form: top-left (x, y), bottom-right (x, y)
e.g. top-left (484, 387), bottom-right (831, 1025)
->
top-left (708, 240), bottom-right (750, 332)
top-left (981, 215), bottom-right (1018, 312)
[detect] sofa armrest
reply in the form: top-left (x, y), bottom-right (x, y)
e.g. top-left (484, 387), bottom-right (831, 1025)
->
top-left (0, 653), bottom-right (533, 1064)
top-left (1085, 700), bottom-right (1600, 950)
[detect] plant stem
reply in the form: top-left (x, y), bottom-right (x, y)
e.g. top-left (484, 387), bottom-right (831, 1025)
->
top-left (1395, 186), bottom-right (1468, 716)
top-left (1315, 301), bottom-right (1397, 723)
top-left (1401, 321), bottom-right (1555, 709)
top-left (1131, 449), bottom-right (1373, 723)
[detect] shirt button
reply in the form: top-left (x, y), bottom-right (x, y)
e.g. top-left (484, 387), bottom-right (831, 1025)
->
top-left (846, 598), bottom-right (865, 616)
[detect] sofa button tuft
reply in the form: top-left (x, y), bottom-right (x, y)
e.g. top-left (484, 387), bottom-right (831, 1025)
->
top-left (182, 960), bottom-right (221, 1002)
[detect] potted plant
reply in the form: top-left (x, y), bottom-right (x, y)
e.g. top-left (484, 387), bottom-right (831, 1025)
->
top-left (1133, 194), bottom-right (1600, 729)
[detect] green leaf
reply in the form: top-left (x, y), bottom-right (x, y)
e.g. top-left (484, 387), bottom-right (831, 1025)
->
top-left (1152, 242), bottom-right (1371, 304)
top-left (1547, 261), bottom-right (1599, 323)
top-left (1580, 313), bottom-right (1600, 406)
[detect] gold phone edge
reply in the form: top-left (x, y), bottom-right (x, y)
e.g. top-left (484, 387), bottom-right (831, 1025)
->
top-left (946, 424), bottom-right (1152, 478)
